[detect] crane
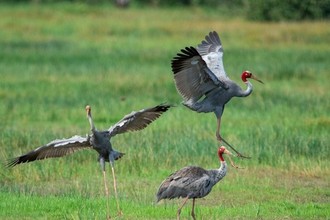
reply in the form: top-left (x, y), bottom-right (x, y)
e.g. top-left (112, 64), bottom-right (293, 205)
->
top-left (156, 146), bottom-right (237, 220)
top-left (171, 31), bottom-right (263, 158)
top-left (7, 103), bottom-right (171, 218)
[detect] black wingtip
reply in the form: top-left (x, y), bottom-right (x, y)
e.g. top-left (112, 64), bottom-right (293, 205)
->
top-left (173, 46), bottom-right (199, 60)
top-left (155, 103), bottom-right (174, 113)
top-left (171, 46), bottom-right (200, 74)
top-left (5, 158), bottom-right (19, 168)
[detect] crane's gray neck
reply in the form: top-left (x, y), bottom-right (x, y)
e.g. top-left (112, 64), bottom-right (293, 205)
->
top-left (88, 114), bottom-right (96, 132)
top-left (209, 161), bottom-right (227, 185)
top-left (238, 81), bottom-right (253, 97)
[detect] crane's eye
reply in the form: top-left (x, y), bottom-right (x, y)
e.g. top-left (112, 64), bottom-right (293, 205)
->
top-left (244, 71), bottom-right (252, 78)
top-left (218, 146), bottom-right (225, 153)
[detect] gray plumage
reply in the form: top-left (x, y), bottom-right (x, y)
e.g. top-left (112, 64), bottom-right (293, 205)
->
top-left (156, 165), bottom-right (226, 201)
top-left (156, 146), bottom-right (231, 220)
top-left (6, 135), bottom-right (91, 167)
top-left (7, 104), bottom-right (171, 168)
top-left (171, 31), bottom-right (263, 156)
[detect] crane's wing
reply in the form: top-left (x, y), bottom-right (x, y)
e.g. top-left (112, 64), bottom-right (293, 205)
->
top-left (197, 31), bottom-right (228, 80)
top-left (7, 135), bottom-right (91, 167)
top-left (159, 166), bottom-right (207, 188)
top-left (108, 104), bottom-right (171, 137)
top-left (156, 166), bottom-right (210, 201)
top-left (171, 46), bottom-right (228, 102)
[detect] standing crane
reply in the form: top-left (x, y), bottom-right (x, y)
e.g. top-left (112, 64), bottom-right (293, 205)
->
top-left (7, 103), bottom-right (171, 218)
top-left (156, 146), bottom-right (237, 220)
top-left (171, 31), bottom-right (263, 158)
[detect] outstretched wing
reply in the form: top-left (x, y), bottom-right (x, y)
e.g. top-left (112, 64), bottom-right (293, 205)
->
top-left (7, 135), bottom-right (91, 167)
top-left (197, 31), bottom-right (228, 80)
top-left (108, 104), bottom-right (171, 137)
top-left (171, 46), bottom-right (228, 102)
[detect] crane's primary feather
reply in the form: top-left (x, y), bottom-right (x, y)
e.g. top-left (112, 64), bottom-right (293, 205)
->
top-left (171, 46), bottom-right (226, 102)
top-left (6, 135), bottom-right (90, 167)
top-left (108, 104), bottom-right (171, 137)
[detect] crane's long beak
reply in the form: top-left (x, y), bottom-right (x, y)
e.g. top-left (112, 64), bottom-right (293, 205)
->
top-left (223, 148), bottom-right (233, 156)
top-left (223, 148), bottom-right (241, 169)
top-left (251, 75), bottom-right (264, 84)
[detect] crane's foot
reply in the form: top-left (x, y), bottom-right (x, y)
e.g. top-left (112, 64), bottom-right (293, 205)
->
top-left (236, 153), bottom-right (251, 159)
top-left (218, 136), bottom-right (251, 159)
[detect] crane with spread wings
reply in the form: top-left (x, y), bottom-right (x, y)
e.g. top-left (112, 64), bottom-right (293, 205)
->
top-left (7, 104), bottom-right (171, 218)
top-left (171, 31), bottom-right (263, 158)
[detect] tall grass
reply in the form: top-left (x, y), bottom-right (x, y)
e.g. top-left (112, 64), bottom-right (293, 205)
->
top-left (0, 3), bottom-right (329, 219)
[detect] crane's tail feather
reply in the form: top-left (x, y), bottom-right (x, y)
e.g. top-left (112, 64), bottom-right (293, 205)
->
top-left (113, 151), bottom-right (125, 161)
top-left (98, 150), bottom-right (125, 165)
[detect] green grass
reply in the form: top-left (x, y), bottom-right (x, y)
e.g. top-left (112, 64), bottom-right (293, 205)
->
top-left (0, 3), bottom-right (329, 219)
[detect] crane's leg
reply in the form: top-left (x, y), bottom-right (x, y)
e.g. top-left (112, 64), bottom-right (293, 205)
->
top-left (100, 158), bottom-right (111, 219)
top-left (216, 117), bottom-right (251, 159)
top-left (109, 161), bottom-right (122, 216)
top-left (191, 198), bottom-right (196, 220)
top-left (216, 117), bottom-right (222, 142)
top-left (177, 196), bottom-right (189, 220)
top-left (102, 170), bottom-right (109, 196)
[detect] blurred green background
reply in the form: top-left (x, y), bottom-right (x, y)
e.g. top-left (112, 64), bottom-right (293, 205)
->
top-left (0, 1), bottom-right (329, 219)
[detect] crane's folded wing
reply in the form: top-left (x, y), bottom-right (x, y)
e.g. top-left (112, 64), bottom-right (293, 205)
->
top-left (156, 166), bottom-right (210, 200)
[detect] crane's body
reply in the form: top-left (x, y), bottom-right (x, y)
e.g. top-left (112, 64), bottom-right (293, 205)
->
top-left (184, 77), bottom-right (253, 118)
top-left (7, 104), bottom-right (171, 218)
top-left (157, 165), bottom-right (226, 201)
top-left (171, 31), bottom-right (263, 157)
top-left (156, 146), bottom-right (232, 220)
top-left (89, 129), bottom-right (124, 169)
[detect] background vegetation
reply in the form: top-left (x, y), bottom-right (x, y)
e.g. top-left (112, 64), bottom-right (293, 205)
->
top-left (2, 0), bottom-right (330, 21)
top-left (0, 2), bottom-right (329, 219)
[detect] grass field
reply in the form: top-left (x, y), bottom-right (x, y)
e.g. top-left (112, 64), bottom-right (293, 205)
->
top-left (0, 3), bottom-right (329, 219)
